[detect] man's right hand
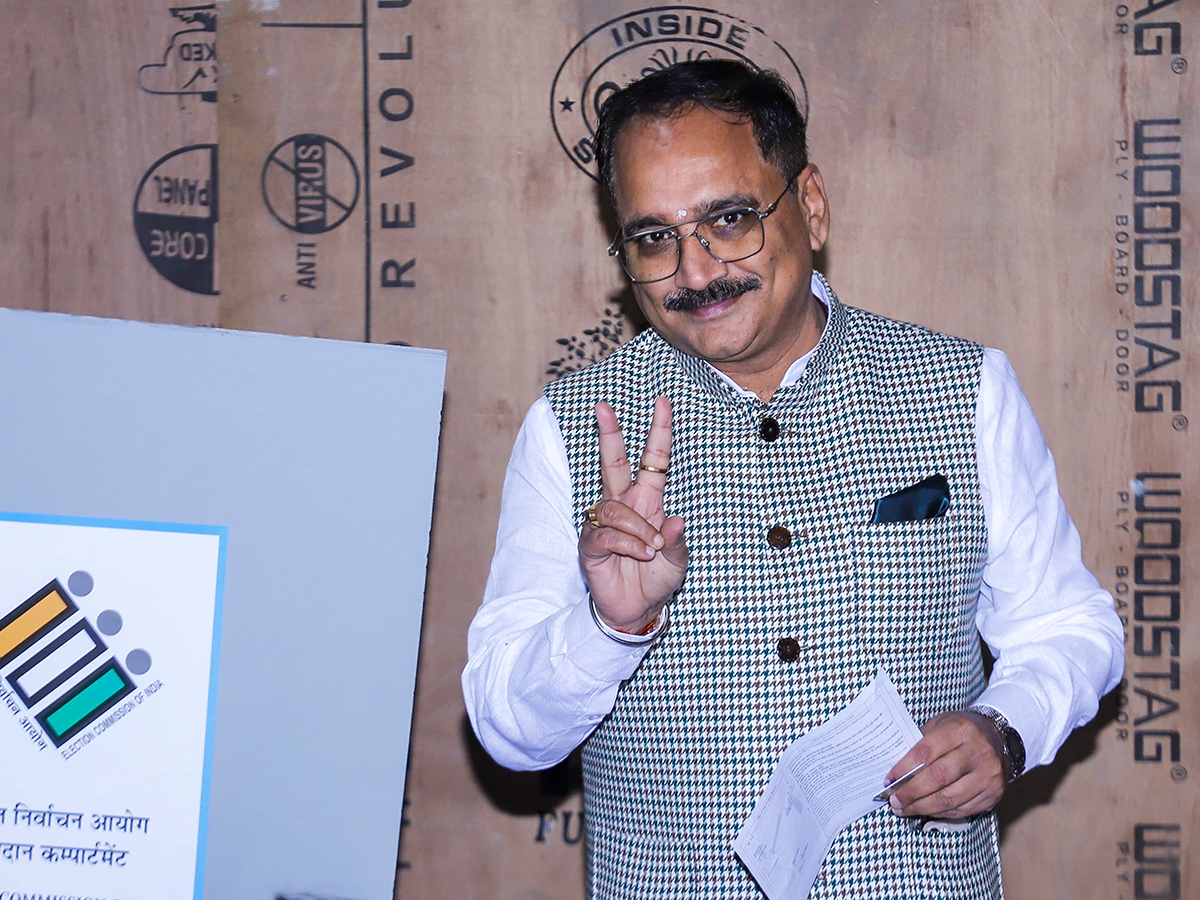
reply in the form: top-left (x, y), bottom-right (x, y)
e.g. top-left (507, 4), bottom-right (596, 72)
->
top-left (579, 397), bottom-right (688, 635)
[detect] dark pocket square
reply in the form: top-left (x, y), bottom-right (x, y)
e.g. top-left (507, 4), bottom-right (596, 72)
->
top-left (870, 474), bottom-right (951, 524)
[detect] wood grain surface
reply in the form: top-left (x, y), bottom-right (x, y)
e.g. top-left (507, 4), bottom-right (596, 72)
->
top-left (1, 2), bottom-right (1193, 898)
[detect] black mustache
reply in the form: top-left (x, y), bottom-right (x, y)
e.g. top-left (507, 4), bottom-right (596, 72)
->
top-left (663, 276), bottom-right (762, 312)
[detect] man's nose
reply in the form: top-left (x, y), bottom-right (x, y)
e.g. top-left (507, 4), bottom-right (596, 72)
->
top-left (675, 232), bottom-right (728, 289)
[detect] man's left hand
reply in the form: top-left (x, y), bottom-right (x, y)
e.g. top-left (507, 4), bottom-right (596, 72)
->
top-left (884, 711), bottom-right (1007, 819)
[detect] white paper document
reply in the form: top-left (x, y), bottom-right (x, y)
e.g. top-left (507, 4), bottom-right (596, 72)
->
top-left (733, 669), bottom-right (924, 899)
top-left (0, 513), bottom-right (224, 900)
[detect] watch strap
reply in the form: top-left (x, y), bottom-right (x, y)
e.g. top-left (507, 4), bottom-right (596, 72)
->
top-left (968, 704), bottom-right (1026, 783)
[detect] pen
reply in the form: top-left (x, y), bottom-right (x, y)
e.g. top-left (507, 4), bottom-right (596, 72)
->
top-left (873, 762), bottom-right (927, 803)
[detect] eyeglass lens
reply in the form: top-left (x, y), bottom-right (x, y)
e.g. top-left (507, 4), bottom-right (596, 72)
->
top-left (620, 209), bottom-right (765, 283)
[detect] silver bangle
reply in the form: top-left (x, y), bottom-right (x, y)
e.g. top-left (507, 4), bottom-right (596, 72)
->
top-left (588, 598), bottom-right (667, 645)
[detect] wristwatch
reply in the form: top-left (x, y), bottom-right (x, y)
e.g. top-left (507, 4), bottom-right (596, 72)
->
top-left (968, 704), bottom-right (1026, 783)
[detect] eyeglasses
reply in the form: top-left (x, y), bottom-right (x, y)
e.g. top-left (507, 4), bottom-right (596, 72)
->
top-left (608, 178), bottom-right (796, 284)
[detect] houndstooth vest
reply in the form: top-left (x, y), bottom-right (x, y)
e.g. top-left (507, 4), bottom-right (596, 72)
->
top-left (545, 276), bottom-right (1000, 899)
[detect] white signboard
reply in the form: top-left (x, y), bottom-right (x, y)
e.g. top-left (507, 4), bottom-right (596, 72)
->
top-left (0, 306), bottom-right (445, 900)
top-left (0, 513), bottom-right (225, 899)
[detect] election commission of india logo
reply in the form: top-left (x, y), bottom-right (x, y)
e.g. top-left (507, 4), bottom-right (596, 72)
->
top-left (550, 6), bottom-right (808, 180)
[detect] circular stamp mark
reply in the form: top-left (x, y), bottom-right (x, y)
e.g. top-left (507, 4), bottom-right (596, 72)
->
top-left (133, 144), bottom-right (218, 295)
top-left (261, 134), bottom-right (360, 234)
top-left (550, 6), bottom-right (808, 180)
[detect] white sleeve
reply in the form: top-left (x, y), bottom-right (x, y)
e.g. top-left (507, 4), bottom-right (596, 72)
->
top-left (972, 349), bottom-right (1125, 770)
top-left (461, 396), bottom-right (659, 771)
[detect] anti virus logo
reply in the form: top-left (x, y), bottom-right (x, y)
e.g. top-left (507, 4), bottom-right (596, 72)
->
top-left (261, 134), bottom-right (361, 235)
top-left (550, 6), bottom-right (808, 180)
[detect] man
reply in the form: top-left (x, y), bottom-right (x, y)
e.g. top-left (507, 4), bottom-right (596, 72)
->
top-left (463, 60), bottom-right (1123, 898)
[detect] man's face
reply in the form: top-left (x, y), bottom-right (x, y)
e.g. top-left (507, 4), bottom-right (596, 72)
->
top-left (611, 105), bottom-right (829, 385)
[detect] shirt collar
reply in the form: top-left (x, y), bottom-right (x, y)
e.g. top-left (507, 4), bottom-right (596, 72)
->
top-left (703, 270), bottom-right (833, 400)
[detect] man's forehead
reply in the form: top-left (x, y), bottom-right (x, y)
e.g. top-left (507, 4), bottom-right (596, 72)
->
top-left (613, 107), bottom-right (760, 165)
top-left (612, 108), bottom-right (773, 223)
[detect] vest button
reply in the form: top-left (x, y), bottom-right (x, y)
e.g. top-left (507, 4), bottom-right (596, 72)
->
top-left (759, 416), bottom-right (781, 442)
top-left (767, 526), bottom-right (792, 548)
top-left (777, 637), bottom-right (801, 662)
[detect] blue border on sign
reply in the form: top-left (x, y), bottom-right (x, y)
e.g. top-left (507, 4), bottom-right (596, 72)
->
top-left (0, 510), bottom-right (228, 900)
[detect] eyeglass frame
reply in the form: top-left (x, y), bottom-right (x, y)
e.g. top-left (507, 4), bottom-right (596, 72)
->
top-left (606, 175), bottom-right (799, 284)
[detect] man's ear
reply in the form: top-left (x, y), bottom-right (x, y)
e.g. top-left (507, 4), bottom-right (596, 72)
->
top-left (797, 164), bottom-right (830, 252)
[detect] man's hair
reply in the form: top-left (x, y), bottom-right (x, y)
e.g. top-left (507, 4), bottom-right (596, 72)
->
top-left (593, 59), bottom-right (809, 202)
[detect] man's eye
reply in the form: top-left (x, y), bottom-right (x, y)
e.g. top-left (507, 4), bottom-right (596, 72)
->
top-left (633, 230), bottom-right (677, 252)
top-left (709, 210), bottom-right (750, 231)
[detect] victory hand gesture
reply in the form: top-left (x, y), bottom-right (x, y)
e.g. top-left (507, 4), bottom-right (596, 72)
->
top-left (579, 397), bottom-right (689, 635)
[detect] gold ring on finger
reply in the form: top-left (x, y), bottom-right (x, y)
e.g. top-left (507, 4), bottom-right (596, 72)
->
top-left (638, 463), bottom-right (669, 475)
top-left (586, 502), bottom-right (601, 527)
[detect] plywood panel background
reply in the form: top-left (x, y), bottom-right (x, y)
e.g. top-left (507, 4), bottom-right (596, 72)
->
top-left (0, 2), bottom-right (1194, 898)
top-left (1, 1), bottom-right (219, 324)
